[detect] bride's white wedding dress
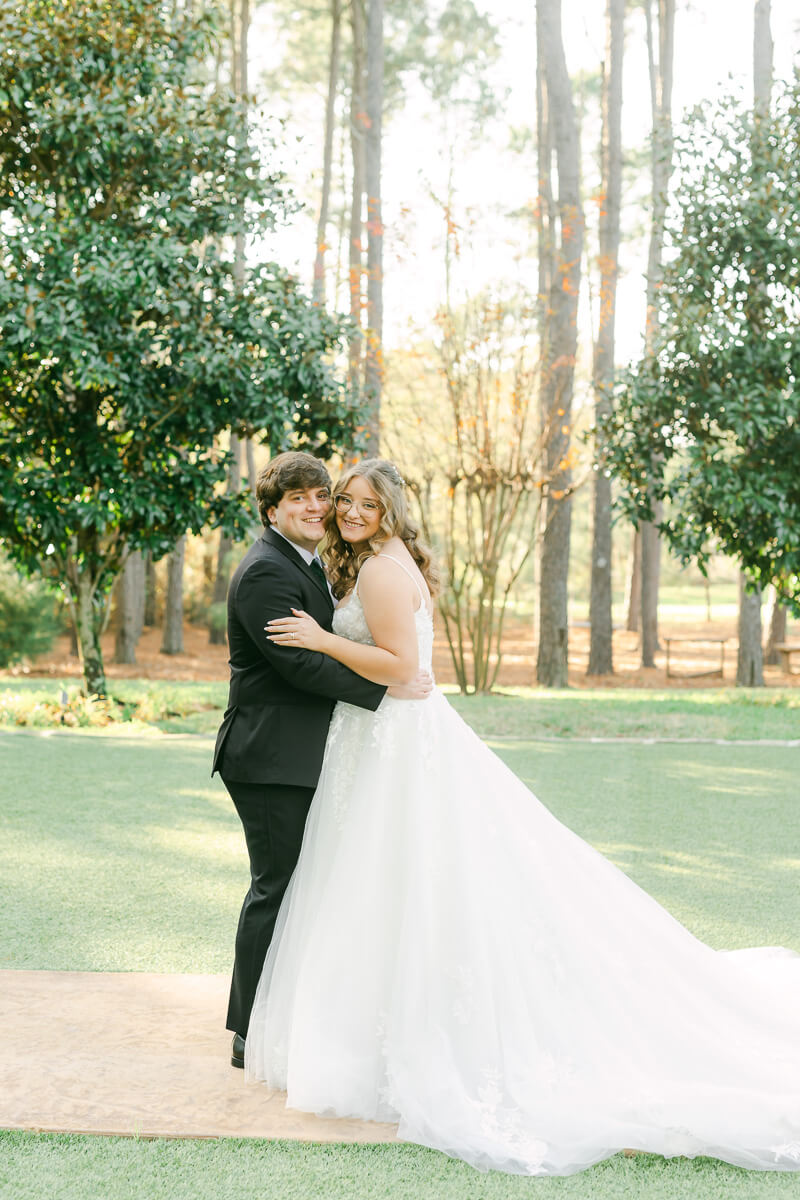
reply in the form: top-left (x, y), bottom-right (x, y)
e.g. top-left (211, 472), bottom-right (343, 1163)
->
top-left (246, 557), bottom-right (800, 1177)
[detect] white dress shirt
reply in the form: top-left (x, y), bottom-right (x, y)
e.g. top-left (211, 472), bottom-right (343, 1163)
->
top-left (272, 527), bottom-right (334, 601)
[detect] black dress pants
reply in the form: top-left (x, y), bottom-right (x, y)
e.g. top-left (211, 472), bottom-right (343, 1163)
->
top-left (223, 777), bottom-right (315, 1038)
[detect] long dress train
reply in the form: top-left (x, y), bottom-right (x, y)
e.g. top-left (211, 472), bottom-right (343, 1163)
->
top-left (246, 558), bottom-right (800, 1177)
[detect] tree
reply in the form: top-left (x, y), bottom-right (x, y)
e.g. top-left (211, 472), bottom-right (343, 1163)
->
top-left (161, 535), bottom-right (186, 656)
top-left (385, 287), bottom-right (550, 693)
top-left (312, 0), bottom-right (343, 306)
top-left (363, 0), bottom-right (384, 449)
top-left (638, 0), bottom-right (675, 668)
top-left (737, 571), bottom-right (763, 687)
top-left (114, 551), bottom-right (145, 665)
top-left (535, 0), bottom-right (585, 688)
top-left (265, 0), bottom-right (501, 387)
top-left (209, 433), bottom-right (243, 646)
top-left (0, 0), bottom-right (359, 695)
top-left (735, 0), bottom-right (774, 686)
top-left (346, 0), bottom-right (368, 398)
top-left (209, 0), bottom-right (253, 643)
top-left (588, 0), bottom-right (625, 676)
top-left (144, 553), bottom-right (158, 627)
top-left (764, 587), bottom-right (788, 665)
top-left (602, 86), bottom-right (800, 619)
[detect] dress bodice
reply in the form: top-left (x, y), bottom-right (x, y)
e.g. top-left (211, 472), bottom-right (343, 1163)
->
top-left (333, 588), bottom-right (434, 672)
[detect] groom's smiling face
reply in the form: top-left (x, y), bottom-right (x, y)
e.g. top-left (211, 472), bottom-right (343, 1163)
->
top-left (268, 486), bottom-right (331, 553)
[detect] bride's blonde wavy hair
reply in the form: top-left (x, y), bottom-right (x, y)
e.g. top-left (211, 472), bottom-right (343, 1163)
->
top-left (323, 459), bottom-right (439, 601)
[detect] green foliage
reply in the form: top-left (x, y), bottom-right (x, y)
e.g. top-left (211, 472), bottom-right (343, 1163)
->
top-left (0, 0), bottom-right (359, 688)
top-left (264, 0), bottom-right (502, 124)
top-left (0, 558), bottom-right (61, 667)
top-left (0, 0), bottom-right (357, 577)
top-left (603, 85), bottom-right (800, 612)
top-left (0, 679), bottom-right (222, 729)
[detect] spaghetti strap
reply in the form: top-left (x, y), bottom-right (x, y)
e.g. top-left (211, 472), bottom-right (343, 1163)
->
top-left (358, 553), bottom-right (431, 612)
top-left (378, 554), bottom-right (432, 612)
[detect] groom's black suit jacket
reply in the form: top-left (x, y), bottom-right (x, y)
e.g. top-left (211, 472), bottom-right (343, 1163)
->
top-left (212, 526), bottom-right (385, 788)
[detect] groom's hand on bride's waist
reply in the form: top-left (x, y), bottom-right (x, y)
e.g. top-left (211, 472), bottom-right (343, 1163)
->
top-left (387, 670), bottom-right (434, 701)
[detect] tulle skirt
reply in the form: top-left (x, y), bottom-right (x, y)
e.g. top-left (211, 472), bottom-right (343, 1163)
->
top-left (246, 690), bottom-right (800, 1176)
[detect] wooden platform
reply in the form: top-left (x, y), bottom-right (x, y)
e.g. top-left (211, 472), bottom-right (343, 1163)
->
top-left (0, 970), bottom-right (397, 1143)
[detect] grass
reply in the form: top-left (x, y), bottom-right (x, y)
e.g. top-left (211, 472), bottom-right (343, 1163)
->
top-left (446, 687), bottom-right (800, 741)
top-left (2, 678), bottom-right (800, 740)
top-left (2, 709), bottom-right (799, 1199)
top-left (3, 1132), bottom-right (800, 1200)
top-left (1, 730), bottom-right (797, 970)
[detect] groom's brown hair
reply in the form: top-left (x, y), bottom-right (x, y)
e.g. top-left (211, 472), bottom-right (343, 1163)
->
top-left (256, 451), bottom-right (332, 526)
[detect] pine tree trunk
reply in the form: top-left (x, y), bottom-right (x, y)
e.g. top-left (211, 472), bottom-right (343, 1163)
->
top-left (161, 535), bottom-right (186, 655)
top-left (363, 0), bottom-right (383, 451)
top-left (208, 3), bottom-right (249, 647)
top-left (209, 435), bottom-right (242, 644)
top-left (231, 0), bottom-right (249, 286)
top-left (245, 437), bottom-right (257, 499)
top-left (588, 0), bottom-right (624, 676)
top-left (535, 21), bottom-right (555, 327)
top-left (737, 574), bottom-right (764, 686)
top-left (737, 7), bottom-right (772, 685)
top-left (348, 0), bottom-right (367, 393)
top-left (313, 0), bottom-right (342, 305)
top-left (114, 549), bottom-right (145, 664)
top-left (639, 0), bottom-right (675, 668)
top-left (625, 526), bottom-right (641, 632)
top-left (535, 0), bottom-right (584, 688)
top-left (753, 0), bottom-right (773, 115)
top-left (640, 506), bottom-right (662, 666)
top-left (143, 552), bottom-right (157, 627)
top-left (764, 589), bottom-right (787, 665)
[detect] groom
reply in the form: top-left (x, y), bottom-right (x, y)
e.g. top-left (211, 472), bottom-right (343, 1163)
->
top-left (213, 451), bottom-right (429, 1068)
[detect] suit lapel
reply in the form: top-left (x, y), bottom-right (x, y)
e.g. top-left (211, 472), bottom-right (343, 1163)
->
top-left (262, 527), bottom-right (333, 607)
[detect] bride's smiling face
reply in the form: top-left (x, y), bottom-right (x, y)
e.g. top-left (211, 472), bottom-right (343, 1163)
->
top-left (334, 475), bottom-right (383, 548)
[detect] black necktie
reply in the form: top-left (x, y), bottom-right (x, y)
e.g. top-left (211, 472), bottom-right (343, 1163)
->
top-left (308, 557), bottom-right (328, 592)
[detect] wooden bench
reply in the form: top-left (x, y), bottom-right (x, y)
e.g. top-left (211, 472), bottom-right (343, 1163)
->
top-left (774, 642), bottom-right (800, 675)
top-left (664, 635), bottom-right (729, 680)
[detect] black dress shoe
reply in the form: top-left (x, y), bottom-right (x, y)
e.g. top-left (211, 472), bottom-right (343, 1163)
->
top-left (231, 1032), bottom-right (245, 1069)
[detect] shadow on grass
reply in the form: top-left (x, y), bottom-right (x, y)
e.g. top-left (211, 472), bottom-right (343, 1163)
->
top-left (2, 731), bottom-right (798, 972)
top-left (495, 740), bottom-right (800, 952)
top-left (1, 733), bottom-right (243, 973)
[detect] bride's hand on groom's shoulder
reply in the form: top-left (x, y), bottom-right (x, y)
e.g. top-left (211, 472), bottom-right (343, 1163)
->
top-left (266, 609), bottom-right (328, 652)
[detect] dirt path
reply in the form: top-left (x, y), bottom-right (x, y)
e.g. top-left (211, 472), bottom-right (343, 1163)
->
top-left (1, 969), bottom-right (397, 1142)
top-left (11, 614), bottom-right (798, 691)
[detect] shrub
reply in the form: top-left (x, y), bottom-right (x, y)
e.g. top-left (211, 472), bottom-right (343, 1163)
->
top-left (0, 559), bottom-right (62, 668)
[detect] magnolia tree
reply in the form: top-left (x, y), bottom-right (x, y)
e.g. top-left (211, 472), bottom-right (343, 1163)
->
top-left (0, 0), bottom-right (358, 694)
top-left (603, 87), bottom-right (800, 616)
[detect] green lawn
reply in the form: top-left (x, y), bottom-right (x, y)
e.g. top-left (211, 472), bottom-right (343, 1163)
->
top-left (3, 1132), bottom-right (800, 1200)
top-left (448, 686), bottom-right (800, 742)
top-left (1, 729), bottom-right (797, 972)
top-left (3, 678), bottom-right (800, 740)
top-left (1, 708), bottom-right (799, 1199)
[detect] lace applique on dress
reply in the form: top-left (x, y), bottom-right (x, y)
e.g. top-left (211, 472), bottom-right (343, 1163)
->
top-left (325, 588), bottom-right (433, 829)
top-left (471, 1067), bottom-right (550, 1173)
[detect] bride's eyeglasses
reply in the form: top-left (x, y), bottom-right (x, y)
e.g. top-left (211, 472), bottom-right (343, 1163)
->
top-left (334, 494), bottom-right (382, 515)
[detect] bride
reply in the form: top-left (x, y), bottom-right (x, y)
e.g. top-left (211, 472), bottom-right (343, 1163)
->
top-left (245, 458), bottom-right (800, 1178)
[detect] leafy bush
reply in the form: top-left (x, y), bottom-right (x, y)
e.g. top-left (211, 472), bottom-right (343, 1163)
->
top-left (0, 680), bottom-right (225, 729)
top-left (0, 560), bottom-right (62, 668)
